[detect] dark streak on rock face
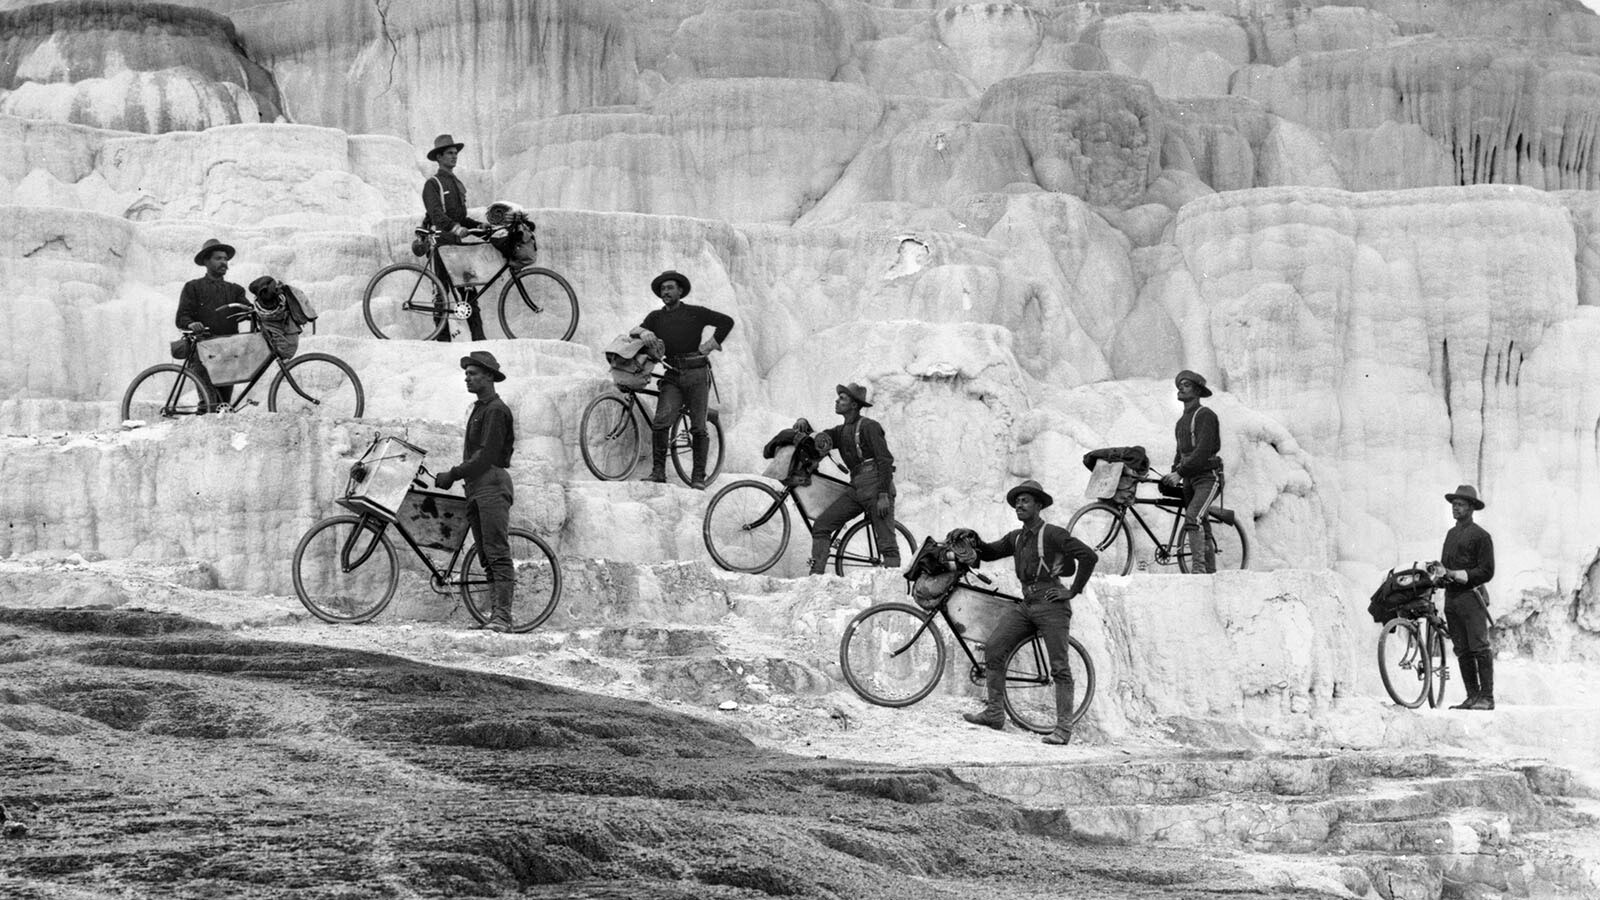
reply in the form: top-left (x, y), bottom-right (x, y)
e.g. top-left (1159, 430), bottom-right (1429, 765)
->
top-left (0, 608), bottom-right (1293, 899)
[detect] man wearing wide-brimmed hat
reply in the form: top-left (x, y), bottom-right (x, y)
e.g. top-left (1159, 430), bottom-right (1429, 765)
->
top-left (421, 133), bottom-right (489, 341)
top-left (636, 270), bottom-right (734, 488)
top-left (176, 237), bottom-right (247, 406)
top-left (435, 351), bottom-right (517, 632)
top-left (808, 383), bottom-right (900, 573)
top-left (1160, 369), bottom-right (1224, 573)
top-left (1440, 484), bottom-right (1497, 710)
top-left (958, 480), bottom-right (1098, 746)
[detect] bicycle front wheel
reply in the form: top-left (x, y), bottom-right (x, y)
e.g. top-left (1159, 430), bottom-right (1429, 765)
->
top-left (668, 410), bottom-right (725, 485)
top-left (498, 267), bottom-right (578, 341)
top-left (1001, 634), bottom-right (1096, 734)
top-left (269, 353), bottom-right (365, 418)
top-left (363, 263), bottom-right (448, 340)
top-left (833, 518), bottom-right (916, 575)
top-left (459, 528), bottom-right (562, 633)
top-left (839, 602), bottom-right (947, 707)
top-left (1177, 511), bottom-right (1250, 573)
top-left (1066, 502), bottom-right (1132, 576)
top-left (1378, 618), bottom-right (1429, 709)
top-left (120, 363), bottom-right (216, 421)
top-left (702, 480), bottom-right (790, 573)
top-left (579, 394), bottom-right (643, 481)
top-left (291, 515), bottom-right (398, 624)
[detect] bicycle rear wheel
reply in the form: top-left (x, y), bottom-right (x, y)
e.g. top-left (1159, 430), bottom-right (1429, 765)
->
top-left (498, 267), bottom-right (578, 341)
top-left (269, 353), bottom-right (365, 418)
top-left (459, 528), bottom-right (562, 633)
top-left (1424, 620), bottom-right (1450, 709)
top-left (1066, 502), bottom-right (1132, 576)
top-left (291, 515), bottom-right (398, 624)
top-left (579, 394), bottom-right (643, 481)
top-left (1378, 618), bottom-right (1429, 709)
top-left (363, 263), bottom-right (448, 340)
top-left (1001, 634), bottom-right (1095, 733)
top-left (1177, 512), bottom-right (1249, 573)
top-left (702, 480), bottom-right (790, 573)
top-left (833, 518), bottom-right (916, 574)
top-left (668, 410), bottom-right (725, 485)
top-left (838, 602), bottom-right (947, 707)
top-left (120, 363), bottom-right (216, 421)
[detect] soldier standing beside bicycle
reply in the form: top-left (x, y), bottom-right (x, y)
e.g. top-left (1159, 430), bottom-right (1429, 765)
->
top-left (960, 480), bottom-right (1097, 746)
top-left (637, 270), bottom-right (733, 489)
top-left (176, 237), bottom-right (246, 409)
top-left (1160, 370), bottom-right (1223, 574)
top-left (1440, 485), bottom-right (1497, 710)
top-left (421, 133), bottom-right (488, 342)
top-left (808, 383), bottom-right (901, 573)
top-left (434, 351), bottom-right (517, 632)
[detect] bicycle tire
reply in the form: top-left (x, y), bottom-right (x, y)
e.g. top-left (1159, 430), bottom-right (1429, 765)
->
top-left (459, 528), bottom-right (562, 633)
top-left (498, 266), bottom-right (579, 341)
top-left (838, 602), bottom-right (948, 707)
top-left (362, 263), bottom-right (449, 340)
top-left (268, 352), bottom-right (365, 418)
top-left (1066, 502), bottom-right (1133, 576)
top-left (579, 394), bottom-right (643, 481)
top-left (1378, 617), bottom-right (1429, 709)
top-left (1177, 510), bottom-right (1250, 573)
top-left (291, 515), bottom-right (399, 624)
top-left (832, 518), bottom-right (916, 575)
top-left (1424, 620), bottom-right (1450, 709)
top-left (120, 363), bottom-right (216, 421)
top-left (702, 480), bottom-right (790, 573)
top-left (668, 410), bottom-right (726, 485)
top-left (1001, 634), bottom-right (1096, 734)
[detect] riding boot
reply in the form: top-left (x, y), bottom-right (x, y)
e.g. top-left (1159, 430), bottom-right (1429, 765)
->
top-left (1468, 654), bottom-right (1495, 710)
top-left (1449, 654), bottom-right (1479, 709)
top-left (642, 429), bottom-right (669, 483)
top-left (486, 579), bottom-right (516, 633)
top-left (1042, 679), bottom-right (1076, 745)
top-left (689, 432), bottom-right (710, 489)
top-left (961, 698), bottom-right (1006, 731)
top-left (1199, 526), bottom-right (1217, 574)
top-left (1182, 525), bottom-right (1210, 574)
top-left (807, 534), bottom-right (832, 576)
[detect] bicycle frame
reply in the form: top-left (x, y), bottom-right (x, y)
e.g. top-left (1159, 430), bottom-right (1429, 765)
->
top-left (881, 578), bottom-right (1052, 688)
top-left (334, 505), bottom-right (485, 596)
top-left (736, 467), bottom-right (887, 565)
top-left (167, 330), bottom-right (310, 414)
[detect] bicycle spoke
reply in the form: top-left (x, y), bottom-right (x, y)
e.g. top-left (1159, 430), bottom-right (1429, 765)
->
top-left (838, 604), bottom-right (946, 707)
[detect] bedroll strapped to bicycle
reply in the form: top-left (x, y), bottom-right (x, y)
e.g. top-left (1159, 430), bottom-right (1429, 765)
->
top-left (1082, 446), bottom-right (1150, 506)
top-left (904, 528), bottom-right (981, 609)
top-left (761, 420), bottom-right (824, 487)
top-left (603, 328), bottom-right (665, 390)
top-left (1367, 565), bottom-right (1437, 624)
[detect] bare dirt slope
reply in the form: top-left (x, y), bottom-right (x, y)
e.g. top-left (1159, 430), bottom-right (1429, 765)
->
top-left (1, 607), bottom-right (1335, 900)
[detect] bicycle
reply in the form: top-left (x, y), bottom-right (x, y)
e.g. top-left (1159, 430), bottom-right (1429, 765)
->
top-left (291, 435), bottom-right (562, 633)
top-left (1065, 474), bottom-right (1247, 575)
top-left (121, 304), bottom-right (364, 421)
top-left (362, 227), bottom-right (579, 342)
top-left (577, 367), bottom-right (725, 485)
top-left (700, 448), bottom-right (915, 574)
top-left (1374, 563), bottom-right (1452, 709)
top-left (838, 564), bottom-right (1095, 734)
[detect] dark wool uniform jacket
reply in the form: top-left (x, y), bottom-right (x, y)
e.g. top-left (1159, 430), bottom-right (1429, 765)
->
top-left (445, 394), bottom-right (515, 484)
top-left (423, 169), bottom-right (482, 233)
top-left (176, 276), bottom-right (245, 335)
top-left (639, 303), bottom-right (735, 358)
top-left (977, 522), bottom-right (1098, 593)
top-left (1440, 520), bottom-right (1494, 597)
top-left (1173, 405), bottom-right (1222, 477)
top-left (820, 417), bottom-right (894, 495)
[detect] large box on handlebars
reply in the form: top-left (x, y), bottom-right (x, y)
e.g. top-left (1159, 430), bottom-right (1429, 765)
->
top-left (195, 332), bottom-right (273, 386)
top-left (340, 436), bottom-right (426, 522)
